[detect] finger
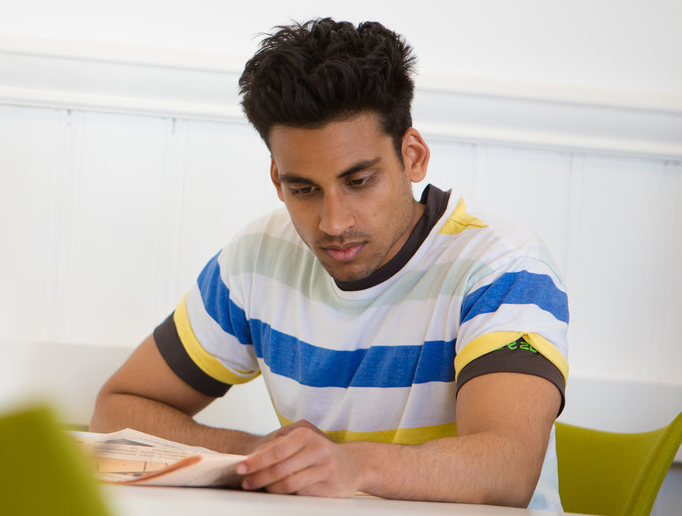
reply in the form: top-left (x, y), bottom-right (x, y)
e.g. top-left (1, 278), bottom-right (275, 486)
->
top-left (241, 436), bottom-right (331, 490)
top-left (237, 431), bottom-right (306, 478)
top-left (263, 465), bottom-right (325, 495)
top-left (275, 420), bottom-right (331, 440)
top-left (275, 465), bottom-right (356, 498)
top-left (296, 421), bottom-right (334, 441)
top-left (254, 421), bottom-right (313, 450)
top-left (242, 453), bottom-right (318, 492)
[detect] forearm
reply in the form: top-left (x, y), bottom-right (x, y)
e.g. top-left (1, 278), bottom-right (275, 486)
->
top-left (347, 373), bottom-right (560, 506)
top-left (349, 432), bottom-right (540, 507)
top-left (238, 375), bottom-right (559, 504)
top-left (90, 391), bottom-right (264, 455)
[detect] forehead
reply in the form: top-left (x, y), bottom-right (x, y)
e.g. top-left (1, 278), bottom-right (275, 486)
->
top-left (269, 113), bottom-right (395, 176)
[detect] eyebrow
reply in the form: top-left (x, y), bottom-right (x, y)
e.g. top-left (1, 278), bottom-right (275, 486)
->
top-left (277, 157), bottom-right (382, 185)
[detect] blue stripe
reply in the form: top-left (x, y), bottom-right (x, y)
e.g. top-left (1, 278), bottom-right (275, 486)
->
top-left (196, 253), bottom-right (456, 388)
top-left (251, 319), bottom-right (455, 388)
top-left (197, 253), bottom-right (253, 344)
top-left (461, 270), bottom-right (569, 324)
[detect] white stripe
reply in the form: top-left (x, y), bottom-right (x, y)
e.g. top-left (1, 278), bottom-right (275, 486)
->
top-left (260, 363), bottom-right (457, 433)
top-left (185, 285), bottom-right (258, 375)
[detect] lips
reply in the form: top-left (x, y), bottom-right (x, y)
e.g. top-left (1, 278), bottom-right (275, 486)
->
top-left (322, 242), bottom-right (364, 262)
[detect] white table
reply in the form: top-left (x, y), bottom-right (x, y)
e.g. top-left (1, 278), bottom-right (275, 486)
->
top-left (104, 485), bottom-right (587, 516)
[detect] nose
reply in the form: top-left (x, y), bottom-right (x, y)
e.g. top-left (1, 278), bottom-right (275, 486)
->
top-left (318, 191), bottom-right (355, 236)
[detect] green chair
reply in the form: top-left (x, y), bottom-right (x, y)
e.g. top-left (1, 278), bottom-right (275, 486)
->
top-left (0, 404), bottom-right (112, 516)
top-left (556, 411), bottom-right (682, 516)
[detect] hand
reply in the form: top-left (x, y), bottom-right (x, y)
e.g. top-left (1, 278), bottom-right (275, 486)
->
top-left (262, 419), bottom-right (333, 443)
top-left (236, 420), bottom-right (363, 497)
top-left (240, 419), bottom-right (332, 453)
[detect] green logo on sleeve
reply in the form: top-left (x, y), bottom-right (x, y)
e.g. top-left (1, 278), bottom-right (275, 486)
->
top-left (499, 338), bottom-right (538, 353)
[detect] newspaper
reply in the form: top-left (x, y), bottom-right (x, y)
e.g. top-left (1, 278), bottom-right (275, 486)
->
top-left (73, 428), bottom-right (245, 487)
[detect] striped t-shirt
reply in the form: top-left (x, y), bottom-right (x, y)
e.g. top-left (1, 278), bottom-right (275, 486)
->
top-left (155, 184), bottom-right (568, 510)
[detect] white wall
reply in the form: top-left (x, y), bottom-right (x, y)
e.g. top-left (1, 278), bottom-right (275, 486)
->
top-left (1, 1), bottom-right (681, 510)
top-left (3, 0), bottom-right (681, 102)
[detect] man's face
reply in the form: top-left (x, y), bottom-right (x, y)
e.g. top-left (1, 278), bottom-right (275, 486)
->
top-left (269, 112), bottom-right (428, 283)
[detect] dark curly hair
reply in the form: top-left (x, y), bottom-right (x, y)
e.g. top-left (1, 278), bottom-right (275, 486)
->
top-left (238, 18), bottom-right (417, 157)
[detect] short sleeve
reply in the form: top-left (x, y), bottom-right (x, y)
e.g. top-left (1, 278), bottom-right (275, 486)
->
top-left (456, 337), bottom-right (566, 416)
top-left (154, 313), bottom-right (231, 397)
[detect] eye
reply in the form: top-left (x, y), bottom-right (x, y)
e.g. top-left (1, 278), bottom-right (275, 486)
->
top-left (346, 174), bottom-right (374, 188)
top-left (288, 185), bottom-right (317, 196)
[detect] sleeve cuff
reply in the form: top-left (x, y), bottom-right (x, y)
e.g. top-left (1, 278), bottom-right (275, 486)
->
top-left (455, 338), bottom-right (566, 416)
top-left (153, 313), bottom-right (231, 398)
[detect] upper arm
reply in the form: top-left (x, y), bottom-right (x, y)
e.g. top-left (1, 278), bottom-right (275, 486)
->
top-left (98, 333), bottom-right (217, 417)
top-left (456, 372), bottom-right (561, 465)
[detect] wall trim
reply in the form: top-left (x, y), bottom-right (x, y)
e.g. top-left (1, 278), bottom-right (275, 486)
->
top-left (0, 34), bottom-right (681, 160)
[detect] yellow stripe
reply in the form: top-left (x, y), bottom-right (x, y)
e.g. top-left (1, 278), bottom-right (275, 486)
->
top-left (523, 333), bottom-right (569, 383)
top-left (276, 412), bottom-right (457, 444)
top-left (454, 331), bottom-right (521, 377)
top-left (454, 331), bottom-right (568, 384)
top-left (173, 295), bottom-right (257, 385)
top-left (438, 198), bottom-right (487, 235)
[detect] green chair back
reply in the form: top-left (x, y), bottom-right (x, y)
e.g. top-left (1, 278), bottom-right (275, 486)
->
top-left (556, 411), bottom-right (682, 516)
top-left (0, 404), bottom-right (112, 516)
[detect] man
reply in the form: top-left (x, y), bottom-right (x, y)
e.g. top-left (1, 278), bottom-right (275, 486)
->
top-left (91, 18), bottom-right (568, 510)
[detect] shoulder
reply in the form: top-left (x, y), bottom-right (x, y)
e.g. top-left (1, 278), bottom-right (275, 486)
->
top-left (214, 207), bottom-right (317, 286)
top-left (233, 207), bottom-right (298, 242)
top-left (434, 195), bottom-right (561, 279)
top-left (221, 207), bottom-right (303, 258)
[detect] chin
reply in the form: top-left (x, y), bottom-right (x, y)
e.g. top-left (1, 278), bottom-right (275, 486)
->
top-left (316, 252), bottom-right (384, 283)
top-left (324, 264), bottom-right (375, 283)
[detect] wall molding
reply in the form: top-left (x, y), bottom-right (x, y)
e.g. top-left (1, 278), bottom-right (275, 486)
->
top-left (0, 34), bottom-right (681, 161)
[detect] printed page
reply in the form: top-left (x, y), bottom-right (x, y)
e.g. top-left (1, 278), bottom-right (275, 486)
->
top-left (72, 428), bottom-right (245, 487)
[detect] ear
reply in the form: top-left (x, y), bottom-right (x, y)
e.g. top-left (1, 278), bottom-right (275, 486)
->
top-left (270, 157), bottom-right (285, 202)
top-left (401, 128), bottom-right (429, 183)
